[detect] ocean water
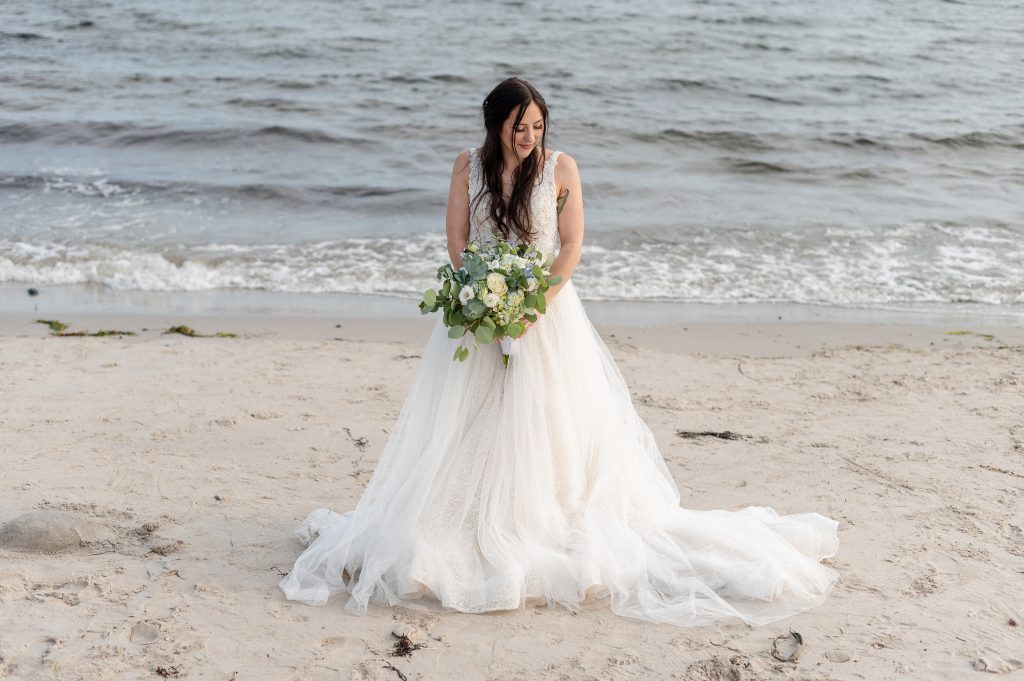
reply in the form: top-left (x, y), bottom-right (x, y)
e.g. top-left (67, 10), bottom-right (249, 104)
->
top-left (1, 0), bottom-right (1022, 315)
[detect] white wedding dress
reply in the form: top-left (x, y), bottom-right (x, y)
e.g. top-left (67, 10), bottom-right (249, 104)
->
top-left (278, 147), bottom-right (840, 626)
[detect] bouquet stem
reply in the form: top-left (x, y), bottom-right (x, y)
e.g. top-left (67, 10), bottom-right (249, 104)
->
top-left (499, 336), bottom-right (517, 369)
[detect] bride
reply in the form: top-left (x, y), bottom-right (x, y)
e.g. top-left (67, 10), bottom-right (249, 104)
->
top-left (278, 77), bottom-right (839, 626)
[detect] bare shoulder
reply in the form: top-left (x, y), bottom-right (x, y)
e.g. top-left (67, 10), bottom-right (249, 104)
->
top-left (451, 149), bottom-right (472, 191)
top-left (453, 148), bottom-right (472, 174)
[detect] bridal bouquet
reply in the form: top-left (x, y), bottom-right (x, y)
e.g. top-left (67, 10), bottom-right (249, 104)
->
top-left (419, 238), bottom-right (561, 367)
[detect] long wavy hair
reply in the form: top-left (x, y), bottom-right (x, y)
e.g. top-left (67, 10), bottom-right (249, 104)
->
top-left (472, 77), bottom-right (549, 243)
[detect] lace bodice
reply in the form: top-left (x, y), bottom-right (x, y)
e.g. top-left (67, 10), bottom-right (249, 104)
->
top-left (467, 146), bottom-right (563, 258)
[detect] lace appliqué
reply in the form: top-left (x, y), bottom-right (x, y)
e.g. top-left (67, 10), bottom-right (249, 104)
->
top-left (467, 147), bottom-right (562, 258)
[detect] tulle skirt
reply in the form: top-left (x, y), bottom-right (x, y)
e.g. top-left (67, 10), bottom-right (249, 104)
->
top-left (278, 279), bottom-right (839, 626)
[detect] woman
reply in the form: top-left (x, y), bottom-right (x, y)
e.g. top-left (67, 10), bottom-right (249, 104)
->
top-left (279, 77), bottom-right (840, 626)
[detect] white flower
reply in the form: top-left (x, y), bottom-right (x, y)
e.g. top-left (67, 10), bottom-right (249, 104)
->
top-left (458, 284), bottom-right (475, 305)
top-left (527, 278), bottom-right (538, 291)
top-left (486, 272), bottom-right (508, 295)
top-left (482, 292), bottom-right (500, 308)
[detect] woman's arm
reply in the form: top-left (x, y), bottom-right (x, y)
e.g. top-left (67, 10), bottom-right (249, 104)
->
top-left (445, 150), bottom-right (472, 269)
top-left (544, 152), bottom-right (584, 302)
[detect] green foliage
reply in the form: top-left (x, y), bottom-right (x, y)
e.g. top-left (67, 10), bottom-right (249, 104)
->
top-left (474, 325), bottom-right (494, 345)
top-left (463, 299), bottom-right (486, 320)
top-left (421, 238), bottom-right (561, 364)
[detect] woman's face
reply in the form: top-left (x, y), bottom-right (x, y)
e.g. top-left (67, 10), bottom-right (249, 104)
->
top-left (502, 101), bottom-right (544, 161)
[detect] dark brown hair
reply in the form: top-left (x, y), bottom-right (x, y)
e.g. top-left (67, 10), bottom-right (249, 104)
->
top-left (472, 77), bottom-right (549, 243)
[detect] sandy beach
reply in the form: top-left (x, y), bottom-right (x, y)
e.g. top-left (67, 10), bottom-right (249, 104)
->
top-left (1, 311), bottom-right (1022, 680)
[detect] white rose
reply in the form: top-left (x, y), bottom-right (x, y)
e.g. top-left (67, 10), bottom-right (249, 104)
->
top-left (482, 292), bottom-right (500, 308)
top-left (527, 278), bottom-right (539, 291)
top-left (458, 284), bottom-right (475, 305)
top-left (486, 272), bottom-right (508, 295)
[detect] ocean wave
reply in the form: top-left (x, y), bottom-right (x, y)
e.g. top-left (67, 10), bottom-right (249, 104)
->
top-left (629, 129), bottom-right (777, 151)
top-left (0, 121), bottom-right (375, 149)
top-left (911, 128), bottom-right (1024, 150)
top-left (2, 223), bottom-right (1021, 307)
top-left (0, 170), bottom-right (420, 204)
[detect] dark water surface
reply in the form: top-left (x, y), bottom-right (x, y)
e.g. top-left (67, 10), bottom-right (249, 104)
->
top-left (1, 0), bottom-right (1021, 314)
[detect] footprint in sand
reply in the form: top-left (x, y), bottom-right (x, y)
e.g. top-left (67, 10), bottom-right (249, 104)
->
top-left (973, 652), bottom-right (1024, 674)
top-left (28, 578), bottom-right (105, 606)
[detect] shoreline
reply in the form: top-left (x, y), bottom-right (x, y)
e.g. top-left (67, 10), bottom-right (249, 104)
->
top-left (3, 311), bottom-right (1023, 359)
top-left (2, 282), bottom-right (1022, 335)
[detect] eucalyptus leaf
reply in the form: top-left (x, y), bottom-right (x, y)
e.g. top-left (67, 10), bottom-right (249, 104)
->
top-left (507, 322), bottom-right (524, 338)
top-left (448, 324), bottom-right (466, 339)
top-left (465, 258), bottom-right (488, 281)
top-left (464, 299), bottom-right (487, 320)
top-left (547, 275), bottom-right (562, 286)
top-left (474, 325), bottom-right (494, 345)
top-left (423, 289), bottom-right (436, 306)
top-left (535, 294), bottom-right (547, 313)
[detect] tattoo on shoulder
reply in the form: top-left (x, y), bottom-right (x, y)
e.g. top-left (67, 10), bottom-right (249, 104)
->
top-left (556, 188), bottom-right (569, 215)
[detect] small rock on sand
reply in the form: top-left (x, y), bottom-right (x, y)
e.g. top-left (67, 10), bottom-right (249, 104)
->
top-left (392, 623), bottom-right (428, 645)
top-left (131, 621), bottom-right (160, 645)
top-left (0, 510), bottom-right (116, 554)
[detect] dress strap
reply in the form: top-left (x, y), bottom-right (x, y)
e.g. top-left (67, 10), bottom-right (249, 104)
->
top-left (467, 147), bottom-right (480, 195)
top-left (546, 149), bottom-right (562, 171)
top-left (544, 150), bottom-right (562, 187)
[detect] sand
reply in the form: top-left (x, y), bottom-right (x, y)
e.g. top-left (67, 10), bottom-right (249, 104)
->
top-left (1, 312), bottom-right (1022, 680)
